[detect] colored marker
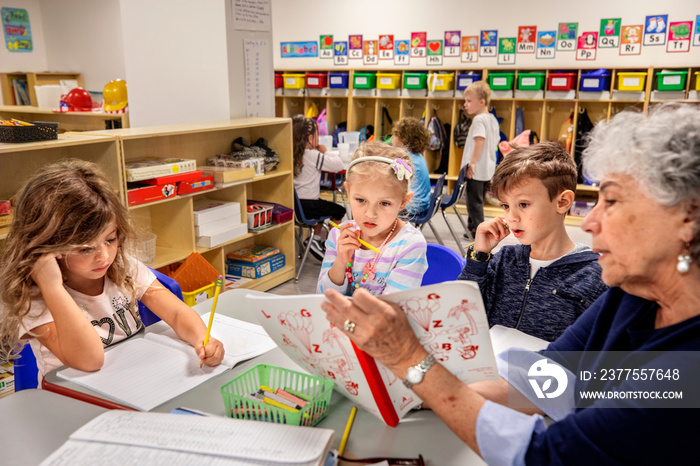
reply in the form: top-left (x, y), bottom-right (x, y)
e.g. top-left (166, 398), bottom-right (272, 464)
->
top-left (328, 220), bottom-right (381, 254)
top-left (283, 387), bottom-right (314, 402)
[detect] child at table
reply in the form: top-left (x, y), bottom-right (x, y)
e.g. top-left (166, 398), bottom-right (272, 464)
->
top-left (391, 117), bottom-right (431, 216)
top-left (318, 141), bottom-right (428, 296)
top-left (293, 116), bottom-right (347, 260)
top-left (458, 141), bottom-right (607, 341)
top-left (0, 159), bottom-right (224, 383)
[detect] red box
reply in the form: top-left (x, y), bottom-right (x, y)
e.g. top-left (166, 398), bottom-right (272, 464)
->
top-left (127, 183), bottom-right (177, 206)
top-left (305, 73), bottom-right (328, 88)
top-left (248, 200), bottom-right (293, 224)
top-left (137, 170), bottom-right (203, 185)
top-left (0, 200), bottom-right (10, 216)
top-left (176, 175), bottom-right (215, 195)
top-left (548, 73), bottom-right (577, 91)
top-left (274, 73), bottom-right (283, 89)
top-left (246, 203), bottom-right (273, 231)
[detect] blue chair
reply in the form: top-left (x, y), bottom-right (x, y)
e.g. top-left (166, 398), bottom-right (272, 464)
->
top-left (13, 267), bottom-right (183, 392)
top-left (421, 243), bottom-right (466, 286)
top-left (410, 173), bottom-right (447, 245)
top-left (439, 164), bottom-right (471, 256)
top-left (294, 188), bottom-right (332, 283)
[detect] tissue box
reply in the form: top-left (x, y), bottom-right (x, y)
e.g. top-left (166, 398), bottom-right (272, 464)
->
top-left (226, 253), bottom-right (286, 279)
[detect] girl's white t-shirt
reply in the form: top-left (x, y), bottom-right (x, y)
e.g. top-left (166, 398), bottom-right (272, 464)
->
top-left (19, 259), bottom-right (156, 382)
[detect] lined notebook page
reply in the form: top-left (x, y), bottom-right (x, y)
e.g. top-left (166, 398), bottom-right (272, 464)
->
top-left (57, 338), bottom-right (228, 411)
top-left (41, 411), bottom-right (334, 466)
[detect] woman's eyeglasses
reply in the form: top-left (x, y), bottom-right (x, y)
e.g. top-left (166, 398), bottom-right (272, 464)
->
top-left (338, 454), bottom-right (425, 465)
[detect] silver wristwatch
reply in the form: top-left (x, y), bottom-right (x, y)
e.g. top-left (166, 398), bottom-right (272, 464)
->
top-left (403, 353), bottom-right (437, 389)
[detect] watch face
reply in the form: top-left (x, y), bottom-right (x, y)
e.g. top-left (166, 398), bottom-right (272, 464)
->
top-left (406, 366), bottom-right (423, 384)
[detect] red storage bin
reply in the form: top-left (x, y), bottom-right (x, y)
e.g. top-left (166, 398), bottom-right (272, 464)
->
top-left (274, 73), bottom-right (283, 89)
top-left (547, 73), bottom-right (577, 91)
top-left (305, 73), bottom-right (328, 88)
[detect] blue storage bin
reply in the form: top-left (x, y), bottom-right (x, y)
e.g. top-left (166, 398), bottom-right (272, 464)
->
top-left (328, 72), bottom-right (349, 89)
top-left (456, 73), bottom-right (482, 90)
top-left (580, 70), bottom-right (610, 92)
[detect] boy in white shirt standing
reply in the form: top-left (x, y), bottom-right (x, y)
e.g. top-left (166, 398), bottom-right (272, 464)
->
top-left (460, 81), bottom-right (500, 238)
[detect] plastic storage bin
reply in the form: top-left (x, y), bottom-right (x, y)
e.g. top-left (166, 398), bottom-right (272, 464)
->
top-left (428, 73), bottom-right (455, 91)
top-left (547, 72), bottom-right (577, 91)
top-left (696, 72), bottom-right (700, 91)
top-left (182, 282), bottom-right (215, 306)
top-left (328, 72), bottom-right (349, 88)
top-left (489, 72), bottom-right (515, 90)
top-left (656, 70), bottom-right (687, 91)
top-left (282, 73), bottom-right (305, 89)
top-left (305, 73), bottom-right (327, 89)
top-left (353, 72), bottom-right (376, 89)
top-left (377, 72), bottom-right (401, 89)
top-left (221, 364), bottom-right (333, 426)
top-left (517, 72), bottom-right (546, 91)
top-left (617, 72), bottom-right (647, 91)
top-left (456, 73), bottom-right (482, 90)
top-left (579, 70), bottom-right (610, 92)
top-left (403, 72), bottom-right (428, 89)
top-left (274, 73), bottom-right (283, 89)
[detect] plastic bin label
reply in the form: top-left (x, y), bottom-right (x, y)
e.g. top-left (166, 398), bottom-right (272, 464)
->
top-left (521, 77), bottom-right (536, 86)
top-left (356, 77), bottom-right (367, 85)
top-left (407, 77), bottom-right (419, 85)
top-left (308, 77), bottom-right (319, 85)
top-left (459, 78), bottom-right (473, 87)
top-left (330, 76), bottom-right (342, 84)
top-left (663, 75), bottom-right (681, 86)
top-left (285, 77), bottom-right (296, 85)
top-left (493, 77), bottom-right (507, 86)
top-left (583, 78), bottom-right (599, 88)
top-left (380, 77), bottom-right (392, 85)
top-left (622, 77), bottom-right (640, 87)
top-left (552, 78), bottom-right (567, 86)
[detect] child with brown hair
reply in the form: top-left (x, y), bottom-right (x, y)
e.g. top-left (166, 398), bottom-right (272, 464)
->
top-left (391, 117), bottom-right (431, 215)
top-left (317, 141), bottom-right (427, 296)
top-left (0, 159), bottom-right (224, 384)
top-left (458, 141), bottom-right (607, 341)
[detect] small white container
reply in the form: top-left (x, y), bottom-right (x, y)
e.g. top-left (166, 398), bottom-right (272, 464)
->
top-left (318, 135), bottom-right (333, 149)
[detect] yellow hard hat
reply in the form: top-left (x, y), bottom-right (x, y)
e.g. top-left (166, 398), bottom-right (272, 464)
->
top-left (103, 79), bottom-right (128, 112)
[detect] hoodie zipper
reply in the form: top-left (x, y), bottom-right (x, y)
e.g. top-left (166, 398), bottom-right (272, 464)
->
top-left (515, 269), bottom-right (534, 330)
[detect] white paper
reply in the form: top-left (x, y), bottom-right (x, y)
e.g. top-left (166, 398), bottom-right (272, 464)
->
top-left (244, 38), bottom-right (274, 117)
top-left (232, 0), bottom-right (271, 32)
top-left (41, 411), bottom-right (333, 466)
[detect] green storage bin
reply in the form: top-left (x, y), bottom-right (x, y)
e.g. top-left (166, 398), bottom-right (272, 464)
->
top-left (489, 72), bottom-right (515, 90)
top-left (656, 70), bottom-right (687, 91)
top-left (353, 72), bottom-right (376, 89)
top-left (517, 72), bottom-right (546, 91)
top-left (404, 72), bottom-right (428, 89)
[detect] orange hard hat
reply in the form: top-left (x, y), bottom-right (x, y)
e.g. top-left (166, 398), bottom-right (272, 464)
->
top-left (59, 88), bottom-right (94, 112)
top-left (103, 79), bottom-right (128, 112)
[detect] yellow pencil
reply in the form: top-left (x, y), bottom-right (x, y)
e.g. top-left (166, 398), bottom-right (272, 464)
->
top-left (200, 275), bottom-right (223, 367)
top-left (328, 220), bottom-right (381, 254)
top-left (338, 406), bottom-right (357, 456)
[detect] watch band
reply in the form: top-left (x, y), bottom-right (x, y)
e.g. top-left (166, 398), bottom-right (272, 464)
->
top-left (467, 245), bottom-right (492, 262)
top-left (403, 353), bottom-right (437, 389)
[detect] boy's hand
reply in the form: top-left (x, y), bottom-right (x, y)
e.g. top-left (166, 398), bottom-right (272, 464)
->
top-left (197, 337), bottom-right (225, 367)
top-left (466, 164), bottom-right (475, 179)
top-left (474, 217), bottom-right (510, 253)
top-left (31, 253), bottom-right (65, 292)
top-left (335, 223), bottom-right (361, 265)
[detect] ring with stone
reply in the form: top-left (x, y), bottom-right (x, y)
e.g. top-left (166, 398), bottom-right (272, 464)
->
top-left (344, 319), bottom-right (356, 333)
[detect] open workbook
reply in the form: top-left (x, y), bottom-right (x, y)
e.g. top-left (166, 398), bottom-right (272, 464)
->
top-left (56, 313), bottom-right (277, 411)
top-left (41, 411), bottom-right (334, 466)
top-left (246, 281), bottom-right (499, 427)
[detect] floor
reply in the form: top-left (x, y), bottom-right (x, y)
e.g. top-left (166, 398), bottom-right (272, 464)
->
top-left (268, 207), bottom-right (593, 296)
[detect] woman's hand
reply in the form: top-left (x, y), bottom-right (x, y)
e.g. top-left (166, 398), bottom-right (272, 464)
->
top-left (31, 253), bottom-right (65, 293)
top-left (473, 217), bottom-right (510, 254)
top-left (196, 337), bottom-right (225, 367)
top-left (321, 288), bottom-right (423, 372)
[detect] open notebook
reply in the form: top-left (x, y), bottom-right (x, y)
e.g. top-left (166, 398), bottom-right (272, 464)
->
top-left (57, 313), bottom-right (277, 411)
top-left (246, 281), bottom-right (500, 427)
top-left (41, 411), bottom-right (334, 466)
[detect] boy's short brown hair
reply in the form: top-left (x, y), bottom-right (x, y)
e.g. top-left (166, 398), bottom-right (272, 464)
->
top-left (490, 141), bottom-right (577, 201)
top-left (392, 117), bottom-right (430, 154)
top-left (465, 80), bottom-right (492, 107)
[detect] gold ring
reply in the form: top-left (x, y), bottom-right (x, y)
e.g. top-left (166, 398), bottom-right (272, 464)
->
top-left (344, 319), bottom-right (356, 333)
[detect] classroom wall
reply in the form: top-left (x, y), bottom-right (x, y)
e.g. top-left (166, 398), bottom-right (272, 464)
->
top-left (271, 0), bottom-right (700, 69)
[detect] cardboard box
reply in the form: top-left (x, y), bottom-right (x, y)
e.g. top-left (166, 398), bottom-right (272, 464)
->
top-left (192, 199), bottom-right (241, 225)
top-left (176, 175), bottom-right (215, 195)
top-left (199, 166), bottom-right (256, 184)
top-left (226, 253), bottom-right (286, 279)
top-left (196, 222), bottom-right (248, 248)
top-left (136, 170), bottom-right (203, 185)
top-left (0, 200), bottom-right (10, 215)
top-left (125, 157), bottom-right (197, 182)
top-left (227, 245), bottom-right (280, 263)
top-left (127, 183), bottom-right (177, 206)
top-left (0, 361), bottom-right (15, 399)
top-left (194, 212), bottom-right (242, 237)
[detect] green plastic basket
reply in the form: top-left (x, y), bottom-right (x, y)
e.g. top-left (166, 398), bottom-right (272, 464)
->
top-left (489, 72), bottom-right (515, 90)
top-left (403, 72), bottom-right (428, 89)
top-left (656, 70), bottom-right (687, 91)
top-left (517, 72), bottom-right (546, 90)
top-left (221, 364), bottom-right (333, 427)
top-left (353, 72), bottom-right (376, 89)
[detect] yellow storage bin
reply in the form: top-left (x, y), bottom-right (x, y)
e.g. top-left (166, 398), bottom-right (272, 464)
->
top-left (282, 73), bottom-right (305, 89)
top-left (377, 72), bottom-right (401, 90)
top-left (695, 72), bottom-right (700, 91)
top-left (182, 281), bottom-right (216, 306)
top-left (428, 73), bottom-right (455, 91)
top-left (617, 72), bottom-right (647, 91)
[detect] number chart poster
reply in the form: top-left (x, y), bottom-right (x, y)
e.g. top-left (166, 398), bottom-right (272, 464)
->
top-left (281, 41), bottom-right (317, 58)
top-left (2, 7), bottom-right (32, 52)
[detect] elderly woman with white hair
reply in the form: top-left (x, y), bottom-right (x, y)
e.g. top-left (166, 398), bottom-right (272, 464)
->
top-left (321, 103), bottom-right (700, 465)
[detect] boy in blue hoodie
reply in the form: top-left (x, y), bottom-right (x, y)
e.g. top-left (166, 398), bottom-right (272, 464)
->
top-left (458, 141), bottom-right (607, 341)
